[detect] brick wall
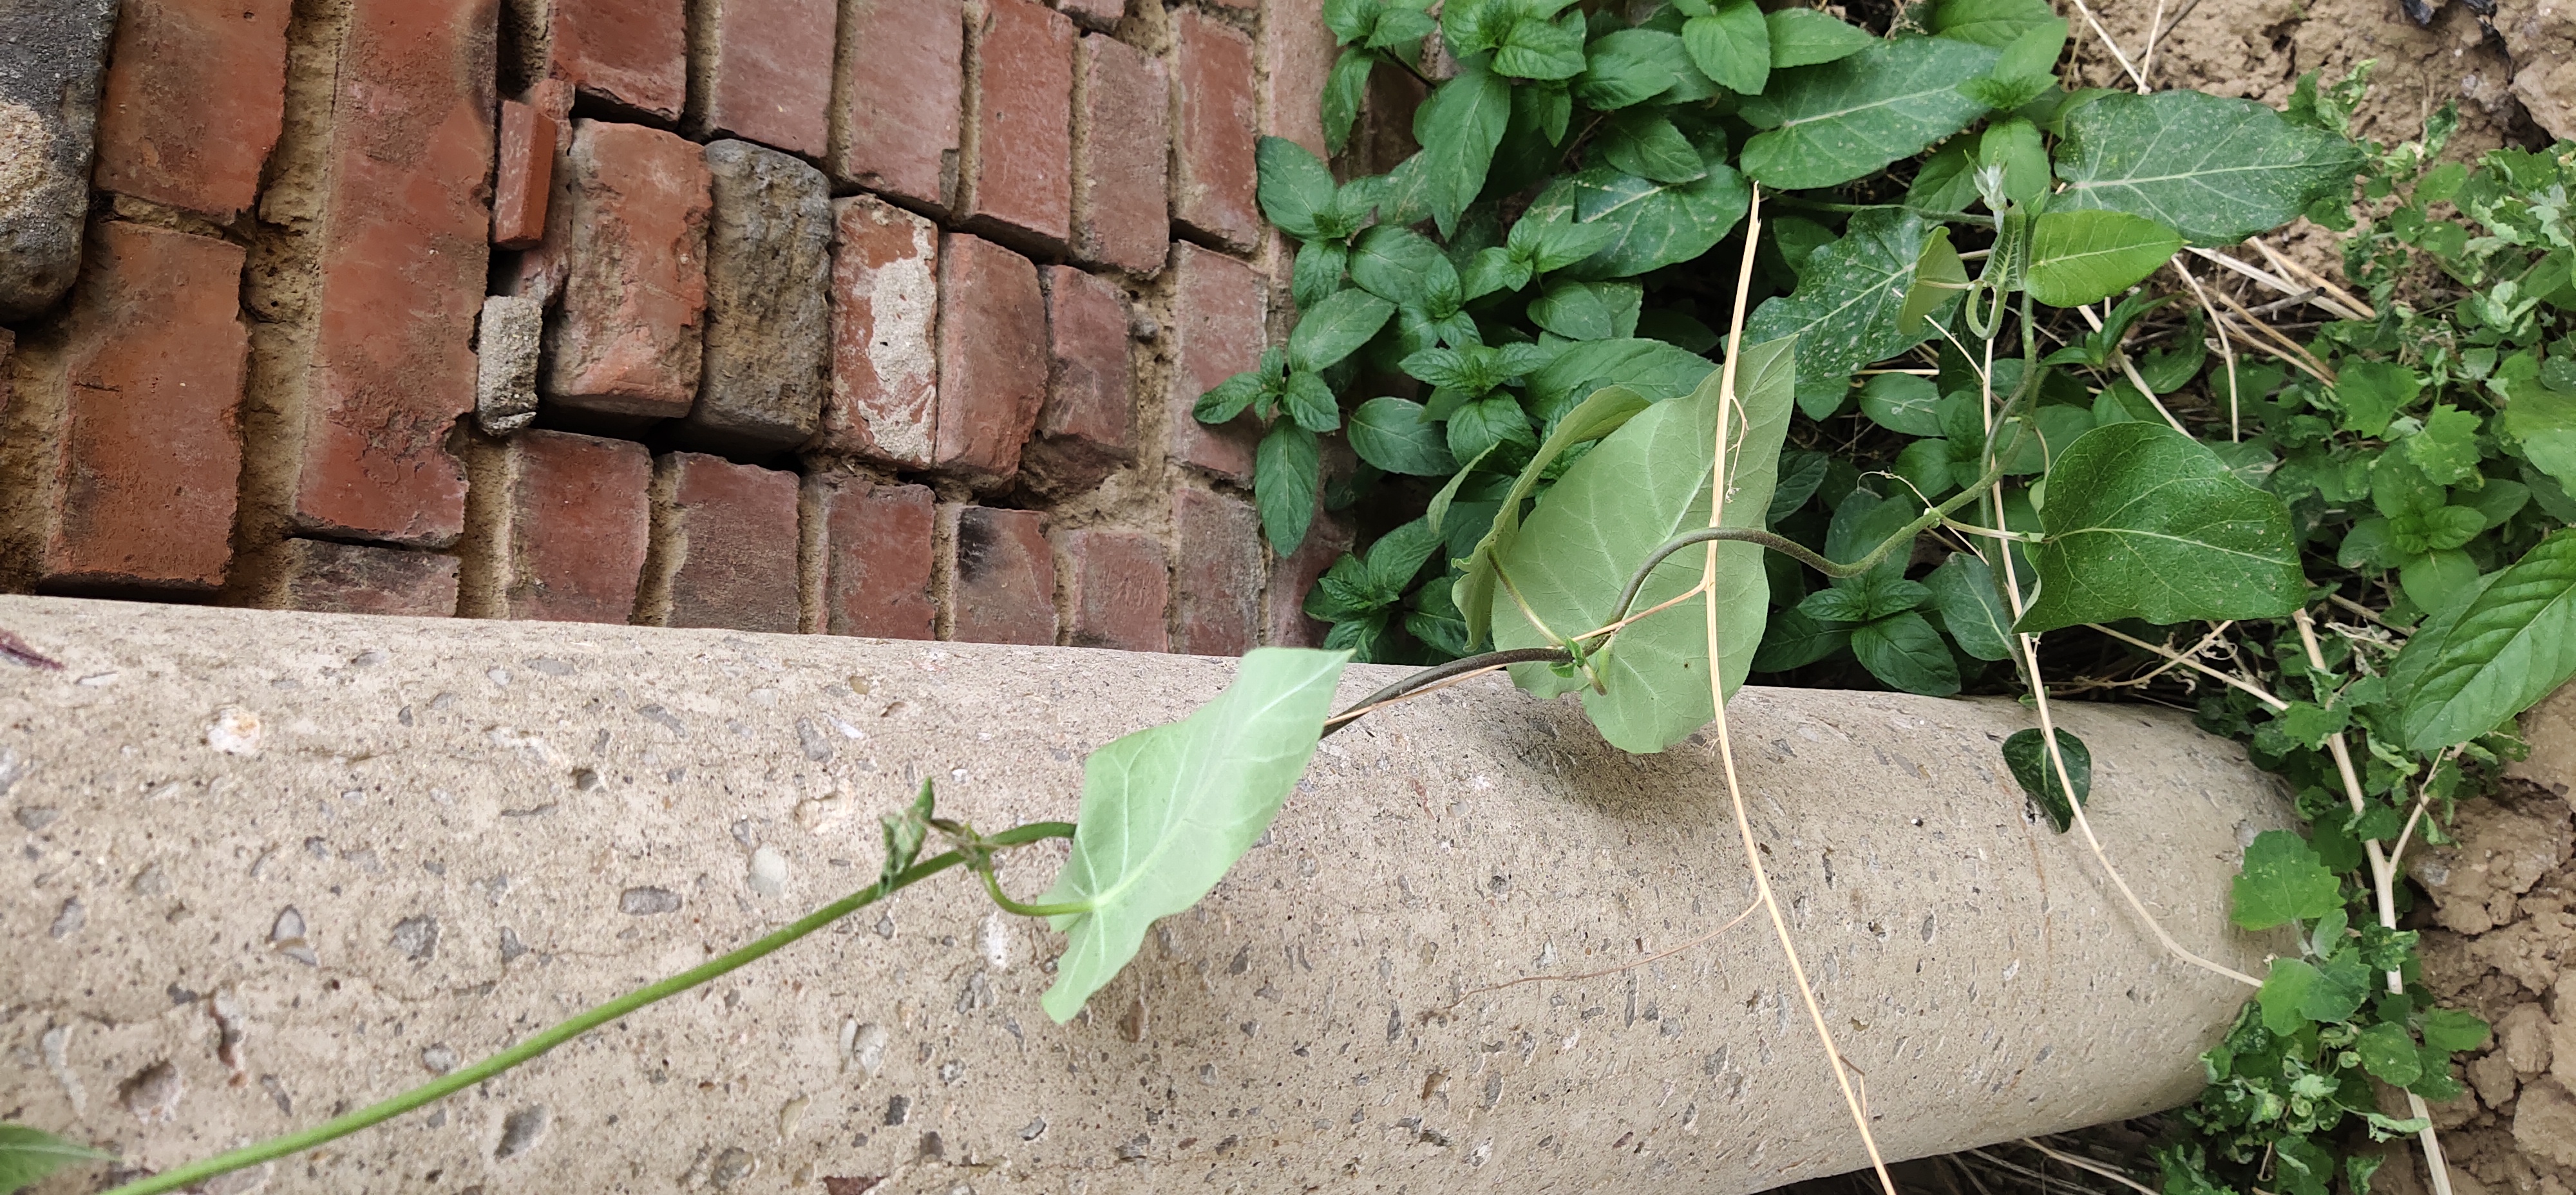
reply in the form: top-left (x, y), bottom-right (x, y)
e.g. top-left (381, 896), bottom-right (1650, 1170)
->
top-left (0, 0), bottom-right (1350, 655)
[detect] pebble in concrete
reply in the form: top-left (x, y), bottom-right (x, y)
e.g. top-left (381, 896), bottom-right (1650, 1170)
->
top-left (0, 0), bottom-right (118, 321)
top-left (680, 140), bottom-right (833, 451)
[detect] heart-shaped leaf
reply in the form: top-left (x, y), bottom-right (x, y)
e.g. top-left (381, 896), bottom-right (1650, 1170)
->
top-left (2018, 421), bottom-right (2306, 634)
top-left (1738, 36), bottom-right (1999, 190)
top-left (2023, 210), bottom-right (2184, 306)
top-left (2052, 89), bottom-right (2367, 245)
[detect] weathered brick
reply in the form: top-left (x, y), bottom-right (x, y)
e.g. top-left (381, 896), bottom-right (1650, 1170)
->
top-left (279, 539), bottom-right (460, 616)
top-left (945, 505), bottom-right (1056, 645)
top-left (934, 234), bottom-right (1048, 488)
top-left (683, 0), bottom-right (833, 155)
top-left (290, 0), bottom-right (497, 547)
top-left (812, 474), bottom-right (936, 638)
top-left (1021, 266), bottom-right (1133, 496)
top-left (1260, 0), bottom-right (1338, 162)
top-left (1166, 243), bottom-right (1262, 483)
top-left (91, 0), bottom-right (291, 218)
top-left (491, 429), bottom-right (652, 623)
top-left (644, 452), bottom-right (801, 632)
top-left (37, 223), bottom-right (247, 592)
top-left (960, 0), bottom-right (1073, 253)
top-left (506, 0), bottom-right (686, 120)
top-left (822, 196), bottom-right (940, 466)
top-left (1170, 10), bottom-right (1260, 252)
top-left (1054, 529), bottom-right (1166, 652)
top-left (1173, 487), bottom-right (1263, 655)
top-left (1265, 506), bottom-right (1348, 647)
top-left (477, 295), bottom-right (543, 434)
top-left (1070, 33), bottom-right (1168, 276)
top-left (679, 140), bottom-right (832, 453)
top-left (1052, 0), bottom-right (1121, 31)
top-left (830, 0), bottom-right (963, 212)
top-left (0, 0), bottom-right (116, 322)
top-left (492, 98), bottom-right (556, 249)
top-left (542, 119), bottom-right (711, 420)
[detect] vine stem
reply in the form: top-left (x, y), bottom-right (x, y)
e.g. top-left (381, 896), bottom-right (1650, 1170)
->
top-left (95, 822), bottom-right (1077, 1195)
top-left (1980, 294), bottom-right (2263, 992)
top-left (2290, 610), bottom-right (2457, 1195)
top-left (1702, 185), bottom-right (1901, 1195)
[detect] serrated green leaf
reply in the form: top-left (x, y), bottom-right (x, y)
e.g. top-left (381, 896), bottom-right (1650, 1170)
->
top-left (1739, 37), bottom-right (2000, 190)
top-left (1488, 339), bottom-right (1798, 751)
top-left (2052, 89), bottom-right (2367, 246)
top-left (1572, 35), bottom-right (1680, 109)
top-left (2407, 404), bottom-right (2484, 485)
top-left (2422, 1008), bottom-right (2492, 1053)
top-left (1039, 648), bottom-right (1349, 1021)
top-left (1410, 62), bottom-right (1513, 236)
top-left (2503, 379), bottom-right (2576, 489)
top-left (1511, 206), bottom-right (1621, 274)
top-left (1765, 8), bottom-right (1874, 66)
top-left (1744, 209), bottom-right (1948, 404)
top-left (1907, 140), bottom-right (1980, 212)
top-left (2023, 210), bottom-right (2184, 306)
top-left (1290, 240), bottom-right (1347, 310)
top-left (2356, 1022), bottom-right (2424, 1085)
top-left (1600, 111), bottom-right (1707, 184)
top-left (1526, 337), bottom-right (1714, 422)
top-left (1321, 48), bottom-right (1377, 155)
top-left (1364, 518), bottom-right (1444, 593)
top-left (1279, 370), bottom-right (1340, 432)
top-left (2391, 529), bottom-right (2576, 751)
top-left (1348, 397), bottom-right (1459, 476)
top-left (1494, 10), bottom-right (1588, 79)
top-left (2257, 957), bottom-right (2320, 1033)
top-left (1853, 610), bottom-right (1961, 695)
top-left (1256, 136), bottom-right (1338, 241)
top-left (1287, 289), bottom-right (1395, 374)
top-left (1195, 370), bottom-right (1269, 424)
top-left (1528, 279), bottom-right (1643, 340)
top-left (2002, 727), bottom-right (2090, 830)
top-left (1979, 117), bottom-right (2051, 206)
top-left (1926, 552), bottom-right (2015, 661)
top-left (1989, 15), bottom-right (2067, 79)
top-left (880, 778), bottom-right (937, 888)
top-left (2232, 829), bottom-right (2344, 930)
top-left (1682, 0), bottom-right (1769, 93)
top-left (1929, 0), bottom-right (2057, 45)
top-left (2019, 422), bottom-right (2306, 634)
top-left (1349, 225), bottom-right (1459, 307)
top-left (1256, 420), bottom-right (1323, 550)
top-left (1533, 161), bottom-right (1752, 279)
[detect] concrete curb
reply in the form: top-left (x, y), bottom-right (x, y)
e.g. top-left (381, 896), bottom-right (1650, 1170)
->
top-left (0, 596), bottom-right (2291, 1193)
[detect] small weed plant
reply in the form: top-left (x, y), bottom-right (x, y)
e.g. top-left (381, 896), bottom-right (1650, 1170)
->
top-left (8, 1), bottom-right (2576, 1192)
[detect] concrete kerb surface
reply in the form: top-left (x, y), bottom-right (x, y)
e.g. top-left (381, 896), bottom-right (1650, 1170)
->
top-left (0, 595), bottom-right (2293, 1194)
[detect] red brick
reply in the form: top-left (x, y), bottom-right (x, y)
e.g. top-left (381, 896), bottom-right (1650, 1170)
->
top-left (830, 0), bottom-right (963, 212)
top-left (822, 196), bottom-right (939, 466)
top-left (1265, 506), bottom-right (1347, 647)
top-left (542, 118), bottom-right (711, 419)
top-left (934, 234), bottom-right (1047, 488)
top-left (279, 539), bottom-right (460, 616)
top-left (497, 429), bottom-right (652, 623)
top-left (1166, 242), bottom-right (1262, 483)
top-left (813, 475), bottom-right (936, 638)
top-left (38, 223), bottom-right (247, 592)
top-left (90, 0), bottom-right (290, 217)
top-left (1052, 0), bottom-right (1122, 31)
top-left (1070, 33), bottom-right (1168, 276)
top-left (961, 0), bottom-right (1073, 252)
top-left (1260, 0), bottom-right (1338, 162)
top-left (1054, 529), bottom-right (1166, 652)
top-left (945, 505), bottom-right (1056, 645)
top-left (291, 0), bottom-right (496, 548)
top-left (492, 99), bottom-right (555, 249)
top-left (1171, 10), bottom-right (1260, 252)
top-left (516, 0), bottom-right (687, 121)
top-left (684, 0), bottom-right (834, 156)
top-left (647, 453), bottom-right (801, 632)
top-left (1021, 266), bottom-right (1133, 495)
top-left (1171, 487), bottom-right (1263, 656)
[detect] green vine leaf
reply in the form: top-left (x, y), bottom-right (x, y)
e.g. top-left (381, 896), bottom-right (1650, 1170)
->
top-left (1925, 552), bottom-right (2016, 661)
top-left (2001, 727), bottom-right (2090, 831)
top-left (0, 1125), bottom-right (110, 1194)
top-left (2231, 829), bottom-right (2344, 931)
top-left (1039, 648), bottom-right (1350, 1022)
top-left (2023, 210), bottom-right (2185, 306)
top-left (2018, 422), bottom-right (2306, 634)
top-left (1489, 337), bottom-right (1799, 752)
top-left (1765, 8), bottom-right (1873, 66)
top-left (1738, 36), bottom-right (1999, 190)
top-left (1454, 385), bottom-right (1656, 645)
top-left (1526, 337), bottom-right (1714, 422)
top-left (2389, 529), bottom-right (2576, 751)
top-left (2052, 89), bottom-right (2367, 246)
top-left (1744, 209), bottom-right (1950, 417)
top-left (1526, 155), bottom-right (1752, 280)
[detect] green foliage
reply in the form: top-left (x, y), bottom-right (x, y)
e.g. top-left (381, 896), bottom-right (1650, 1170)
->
top-left (2390, 531), bottom-right (2576, 751)
top-left (2023, 211), bottom-right (2184, 307)
top-left (0, 1125), bottom-right (109, 1194)
top-left (1039, 648), bottom-right (1350, 1021)
top-left (2231, 830), bottom-right (2344, 930)
top-left (1736, 37), bottom-right (1998, 191)
top-left (2002, 727), bottom-right (2089, 831)
top-left (2052, 90), bottom-right (2367, 245)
